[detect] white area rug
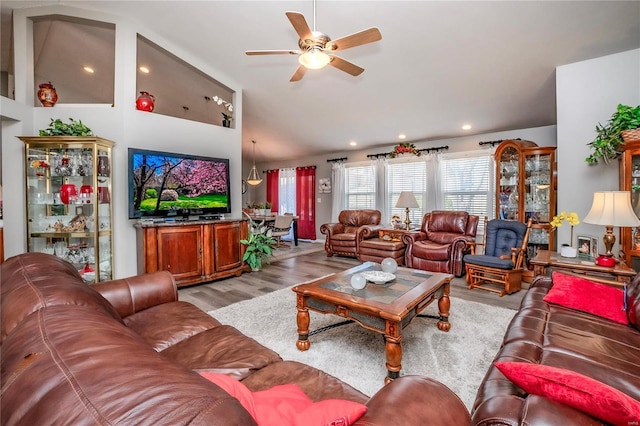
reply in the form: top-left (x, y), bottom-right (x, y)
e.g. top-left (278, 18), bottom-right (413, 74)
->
top-left (209, 285), bottom-right (515, 410)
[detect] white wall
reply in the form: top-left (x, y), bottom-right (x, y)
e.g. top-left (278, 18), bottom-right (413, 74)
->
top-left (1, 5), bottom-right (243, 278)
top-left (556, 49), bottom-right (640, 249)
top-left (256, 124), bottom-right (557, 239)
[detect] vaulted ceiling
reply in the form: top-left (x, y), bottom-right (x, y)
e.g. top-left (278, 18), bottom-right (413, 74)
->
top-left (2, 1), bottom-right (639, 162)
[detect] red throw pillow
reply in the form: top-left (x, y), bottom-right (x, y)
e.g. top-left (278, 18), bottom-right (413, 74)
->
top-left (199, 372), bottom-right (257, 418)
top-left (200, 373), bottom-right (367, 426)
top-left (543, 272), bottom-right (627, 324)
top-left (495, 362), bottom-right (640, 425)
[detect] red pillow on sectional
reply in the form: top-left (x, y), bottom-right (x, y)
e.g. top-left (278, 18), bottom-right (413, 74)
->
top-left (495, 362), bottom-right (640, 425)
top-left (543, 272), bottom-right (627, 324)
top-left (200, 372), bottom-right (367, 426)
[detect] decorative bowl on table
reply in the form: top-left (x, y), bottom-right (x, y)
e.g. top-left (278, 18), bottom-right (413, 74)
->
top-left (361, 271), bottom-right (395, 285)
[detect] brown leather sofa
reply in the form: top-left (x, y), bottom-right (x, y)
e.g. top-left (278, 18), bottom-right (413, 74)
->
top-left (320, 209), bottom-right (382, 258)
top-left (403, 210), bottom-right (479, 277)
top-left (1, 252), bottom-right (470, 426)
top-left (471, 273), bottom-right (640, 425)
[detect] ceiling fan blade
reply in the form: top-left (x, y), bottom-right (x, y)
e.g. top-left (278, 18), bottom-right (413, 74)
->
top-left (285, 11), bottom-right (313, 42)
top-left (245, 50), bottom-right (300, 56)
top-left (326, 27), bottom-right (382, 52)
top-left (328, 55), bottom-right (364, 77)
top-left (290, 65), bottom-right (307, 82)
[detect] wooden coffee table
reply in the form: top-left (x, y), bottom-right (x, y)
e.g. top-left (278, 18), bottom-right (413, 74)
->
top-left (292, 262), bottom-right (453, 383)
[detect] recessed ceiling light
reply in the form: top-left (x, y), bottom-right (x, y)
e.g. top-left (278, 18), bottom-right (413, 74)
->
top-left (349, 141), bottom-right (357, 146)
top-left (462, 124), bottom-right (472, 130)
top-left (398, 134), bottom-right (407, 140)
top-left (83, 66), bottom-right (94, 73)
top-left (139, 66), bottom-right (150, 74)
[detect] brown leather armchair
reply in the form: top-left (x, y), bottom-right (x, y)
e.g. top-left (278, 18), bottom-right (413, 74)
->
top-left (403, 210), bottom-right (479, 277)
top-left (320, 210), bottom-right (382, 258)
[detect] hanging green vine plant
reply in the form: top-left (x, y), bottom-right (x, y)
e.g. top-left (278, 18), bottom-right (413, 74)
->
top-left (585, 104), bottom-right (640, 165)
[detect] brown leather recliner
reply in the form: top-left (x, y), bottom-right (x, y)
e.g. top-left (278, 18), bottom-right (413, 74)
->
top-left (320, 209), bottom-right (382, 258)
top-left (403, 210), bottom-right (479, 277)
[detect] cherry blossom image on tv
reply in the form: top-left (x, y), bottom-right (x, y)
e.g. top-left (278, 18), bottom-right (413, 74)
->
top-left (128, 148), bottom-right (230, 218)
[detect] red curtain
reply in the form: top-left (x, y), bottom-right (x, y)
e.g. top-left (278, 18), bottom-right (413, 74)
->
top-left (296, 166), bottom-right (316, 240)
top-left (266, 169), bottom-right (279, 213)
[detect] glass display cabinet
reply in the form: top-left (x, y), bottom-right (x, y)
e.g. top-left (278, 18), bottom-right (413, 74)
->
top-left (20, 136), bottom-right (115, 283)
top-left (619, 139), bottom-right (640, 270)
top-left (495, 139), bottom-right (556, 282)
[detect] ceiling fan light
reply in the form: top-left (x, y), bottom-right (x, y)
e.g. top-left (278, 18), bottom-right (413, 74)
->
top-left (299, 50), bottom-right (330, 69)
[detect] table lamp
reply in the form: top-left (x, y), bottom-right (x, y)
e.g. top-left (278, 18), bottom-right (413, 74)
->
top-left (396, 191), bottom-right (419, 230)
top-left (582, 191), bottom-right (640, 267)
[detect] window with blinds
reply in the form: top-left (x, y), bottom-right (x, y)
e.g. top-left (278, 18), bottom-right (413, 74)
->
top-left (345, 164), bottom-right (376, 209)
top-left (440, 153), bottom-right (493, 235)
top-left (387, 160), bottom-right (427, 224)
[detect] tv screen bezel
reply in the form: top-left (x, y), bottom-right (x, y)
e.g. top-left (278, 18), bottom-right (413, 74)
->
top-left (127, 147), bottom-right (231, 219)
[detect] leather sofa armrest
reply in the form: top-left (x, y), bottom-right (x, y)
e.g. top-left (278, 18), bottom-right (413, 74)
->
top-left (358, 224), bottom-right (385, 241)
top-left (320, 222), bottom-right (345, 236)
top-left (92, 271), bottom-right (178, 319)
top-left (356, 376), bottom-right (470, 425)
top-left (402, 230), bottom-right (426, 245)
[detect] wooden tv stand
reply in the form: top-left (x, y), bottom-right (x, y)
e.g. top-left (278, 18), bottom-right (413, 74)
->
top-left (134, 218), bottom-right (248, 287)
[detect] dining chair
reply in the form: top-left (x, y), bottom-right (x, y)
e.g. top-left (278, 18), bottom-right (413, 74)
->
top-left (270, 214), bottom-right (295, 248)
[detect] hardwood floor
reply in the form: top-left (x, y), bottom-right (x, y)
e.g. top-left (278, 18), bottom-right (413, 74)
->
top-left (178, 243), bottom-right (527, 312)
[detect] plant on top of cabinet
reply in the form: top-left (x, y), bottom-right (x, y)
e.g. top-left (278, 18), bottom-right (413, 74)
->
top-left (586, 104), bottom-right (640, 165)
top-left (39, 118), bottom-right (94, 137)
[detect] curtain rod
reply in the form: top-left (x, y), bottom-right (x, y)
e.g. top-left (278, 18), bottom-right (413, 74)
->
top-left (478, 140), bottom-right (503, 147)
top-left (326, 157), bottom-right (347, 163)
top-left (262, 165), bottom-right (317, 173)
top-left (366, 145), bottom-right (449, 159)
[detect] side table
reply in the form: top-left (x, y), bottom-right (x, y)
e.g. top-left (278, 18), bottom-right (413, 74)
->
top-left (529, 249), bottom-right (636, 284)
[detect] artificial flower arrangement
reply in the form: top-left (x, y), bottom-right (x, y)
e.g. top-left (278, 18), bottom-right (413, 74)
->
top-left (550, 211), bottom-right (580, 247)
top-left (389, 143), bottom-right (420, 158)
top-left (30, 159), bottom-right (50, 169)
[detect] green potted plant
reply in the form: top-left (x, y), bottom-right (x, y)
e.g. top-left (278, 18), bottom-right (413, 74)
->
top-left (39, 118), bottom-right (93, 136)
top-left (240, 220), bottom-right (276, 271)
top-left (586, 104), bottom-right (640, 164)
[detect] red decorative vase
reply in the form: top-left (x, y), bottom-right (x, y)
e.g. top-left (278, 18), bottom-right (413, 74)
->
top-left (60, 184), bottom-right (78, 204)
top-left (136, 91), bottom-right (155, 112)
top-left (37, 82), bottom-right (58, 107)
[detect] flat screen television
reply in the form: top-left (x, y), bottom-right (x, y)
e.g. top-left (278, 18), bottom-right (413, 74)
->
top-left (128, 148), bottom-right (231, 219)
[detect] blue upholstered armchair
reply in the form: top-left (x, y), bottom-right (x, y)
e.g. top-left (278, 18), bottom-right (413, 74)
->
top-left (464, 218), bottom-right (532, 296)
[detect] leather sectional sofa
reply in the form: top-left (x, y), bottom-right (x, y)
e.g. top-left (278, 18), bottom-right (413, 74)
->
top-left (1, 252), bottom-right (470, 425)
top-left (471, 272), bottom-right (640, 425)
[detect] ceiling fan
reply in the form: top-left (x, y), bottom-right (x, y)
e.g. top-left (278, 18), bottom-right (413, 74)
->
top-left (245, 1), bottom-right (382, 82)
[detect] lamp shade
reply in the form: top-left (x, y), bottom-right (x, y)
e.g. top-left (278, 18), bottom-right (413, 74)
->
top-left (583, 191), bottom-right (640, 227)
top-left (395, 191), bottom-right (419, 208)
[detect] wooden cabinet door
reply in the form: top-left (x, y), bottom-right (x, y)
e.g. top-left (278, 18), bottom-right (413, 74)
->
top-left (157, 225), bottom-right (203, 281)
top-left (213, 222), bottom-right (243, 271)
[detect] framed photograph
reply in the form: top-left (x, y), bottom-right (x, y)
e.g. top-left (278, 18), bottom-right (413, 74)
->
top-left (577, 235), bottom-right (592, 258)
top-left (590, 237), bottom-right (598, 258)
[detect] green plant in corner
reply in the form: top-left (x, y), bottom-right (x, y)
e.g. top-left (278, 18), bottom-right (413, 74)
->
top-left (586, 104), bottom-right (640, 165)
top-left (39, 118), bottom-right (94, 136)
top-left (240, 219), bottom-right (276, 271)
top-left (221, 112), bottom-right (233, 122)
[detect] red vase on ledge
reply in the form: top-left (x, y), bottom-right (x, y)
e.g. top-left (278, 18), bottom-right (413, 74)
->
top-left (136, 91), bottom-right (155, 112)
top-left (37, 82), bottom-right (58, 107)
